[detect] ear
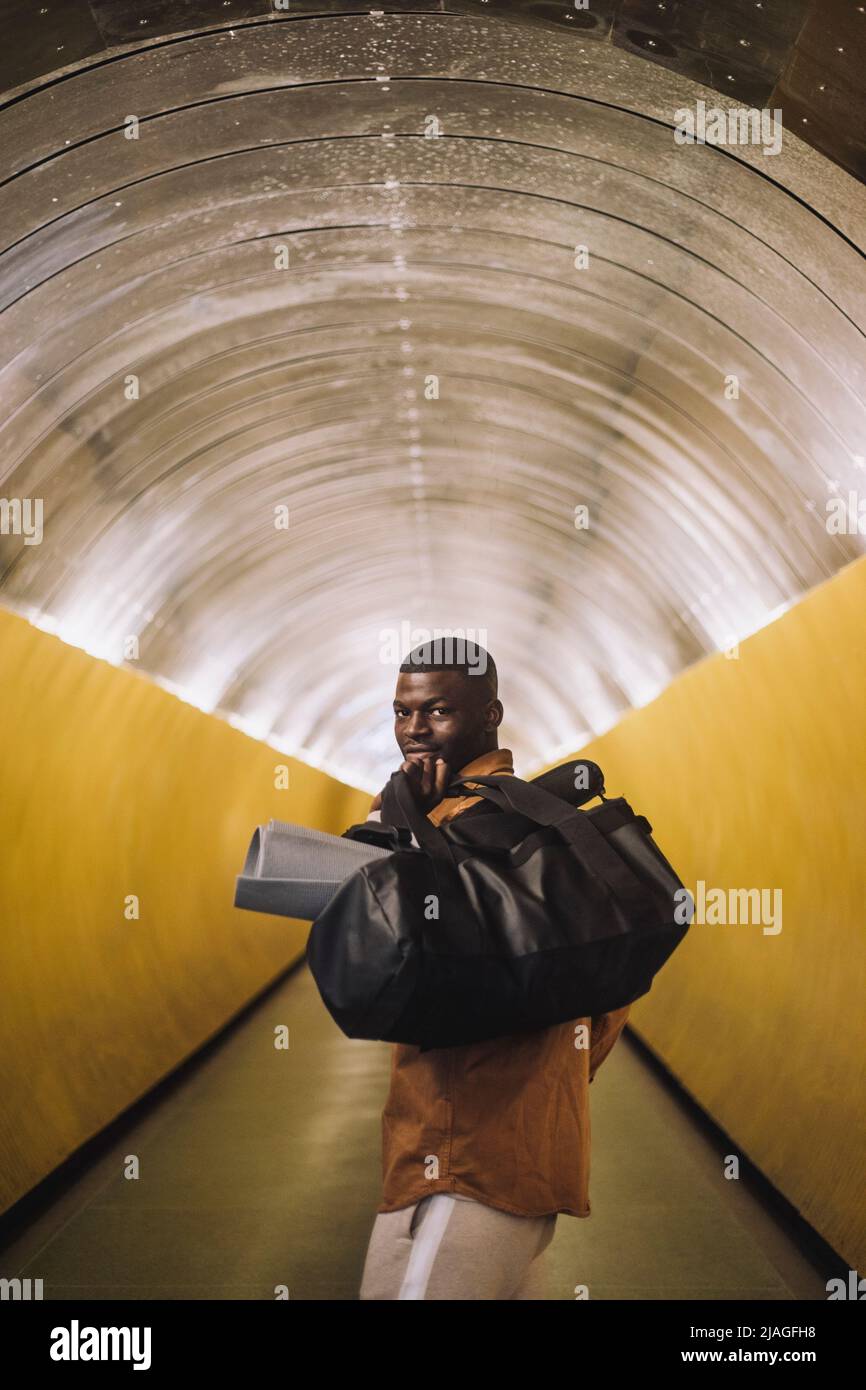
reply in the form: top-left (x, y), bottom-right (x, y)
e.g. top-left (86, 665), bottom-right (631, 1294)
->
top-left (486, 699), bottom-right (504, 729)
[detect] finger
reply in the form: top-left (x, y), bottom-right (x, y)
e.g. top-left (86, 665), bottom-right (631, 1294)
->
top-left (434, 758), bottom-right (450, 799)
top-left (412, 757), bottom-right (428, 799)
top-left (422, 757), bottom-right (436, 792)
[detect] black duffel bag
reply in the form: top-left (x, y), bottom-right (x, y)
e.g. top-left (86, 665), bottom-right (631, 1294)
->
top-left (306, 764), bottom-right (693, 1051)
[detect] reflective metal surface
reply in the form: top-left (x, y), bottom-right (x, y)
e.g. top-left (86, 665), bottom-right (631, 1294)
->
top-left (0, 4), bottom-right (864, 787)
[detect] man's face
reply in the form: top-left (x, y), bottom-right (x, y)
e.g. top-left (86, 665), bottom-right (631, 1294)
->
top-left (392, 669), bottom-right (498, 772)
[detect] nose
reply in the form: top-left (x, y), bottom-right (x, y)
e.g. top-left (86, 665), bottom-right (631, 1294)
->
top-left (404, 711), bottom-right (431, 738)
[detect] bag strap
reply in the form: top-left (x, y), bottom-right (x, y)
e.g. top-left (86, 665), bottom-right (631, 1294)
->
top-left (385, 771), bottom-right (459, 865)
top-left (379, 771), bottom-right (481, 935)
top-left (446, 773), bottom-right (655, 925)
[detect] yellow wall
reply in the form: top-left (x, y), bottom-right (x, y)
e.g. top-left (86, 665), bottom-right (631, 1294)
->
top-left (0, 607), bottom-right (369, 1214)
top-left (555, 554), bottom-right (866, 1271)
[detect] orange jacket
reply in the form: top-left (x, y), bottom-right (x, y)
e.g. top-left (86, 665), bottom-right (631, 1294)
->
top-left (373, 745), bottom-right (631, 1218)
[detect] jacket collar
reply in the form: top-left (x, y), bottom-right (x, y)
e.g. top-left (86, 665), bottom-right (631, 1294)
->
top-left (456, 747), bottom-right (514, 780)
top-left (427, 747), bottom-right (514, 826)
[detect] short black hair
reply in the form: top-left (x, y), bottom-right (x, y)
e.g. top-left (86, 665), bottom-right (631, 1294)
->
top-left (399, 639), bottom-right (498, 703)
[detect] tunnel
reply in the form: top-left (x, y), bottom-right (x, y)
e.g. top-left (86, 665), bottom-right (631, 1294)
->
top-left (0, 0), bottom-right (865, 1323)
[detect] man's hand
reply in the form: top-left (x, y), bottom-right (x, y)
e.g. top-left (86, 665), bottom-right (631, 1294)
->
top-left (399, 753), bottom-right (451, 813)
top-left (370, 753), bottom-right (451, 816)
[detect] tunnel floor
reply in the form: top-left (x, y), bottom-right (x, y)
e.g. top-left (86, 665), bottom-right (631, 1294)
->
top-left (1, 965), bottom-right (831, 1301)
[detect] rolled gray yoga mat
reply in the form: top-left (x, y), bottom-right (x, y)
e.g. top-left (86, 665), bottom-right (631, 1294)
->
top-left (234, 820), bottom-right (391, 920)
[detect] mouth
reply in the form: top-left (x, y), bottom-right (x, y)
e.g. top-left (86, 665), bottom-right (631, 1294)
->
top-left (403, 745), bottom-right (439, 755)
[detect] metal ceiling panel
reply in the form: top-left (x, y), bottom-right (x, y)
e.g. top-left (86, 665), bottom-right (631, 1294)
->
top-left (0, 5), bottom-right (863, 787)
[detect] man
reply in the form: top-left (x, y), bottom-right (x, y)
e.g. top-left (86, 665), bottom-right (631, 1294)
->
top-left (358, 640), bottom-right (631, 1300)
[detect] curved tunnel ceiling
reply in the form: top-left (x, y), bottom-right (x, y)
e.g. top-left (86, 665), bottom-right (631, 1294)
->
top-left (0, 3), bottom-right (864, 789)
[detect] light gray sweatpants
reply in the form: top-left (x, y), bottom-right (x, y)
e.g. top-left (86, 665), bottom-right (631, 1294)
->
top-left (359, 1193), bottom-right (557, 1300)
